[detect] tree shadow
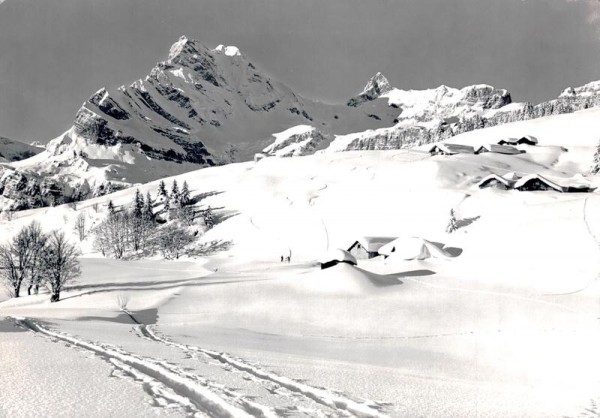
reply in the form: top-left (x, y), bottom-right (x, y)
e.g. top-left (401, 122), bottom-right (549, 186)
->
top-left (76, 308), bottom-right (158, 325)
top-left (364, 269), bottom-right (436, 288)
top-left (0, 318), bottom-right (27, 333)
top-left (186, 240), bottom-right (233, 257)
top-left (60, 277), bottom-right (263, 302)
top-left (395, 269), bottom-right (436, 278)
top-left (212, 209), bottom-right (239, 226)
top-left (65, 277), bottom-right (204, 292)
top-left (189, 190), bottom-right (224, 205)
top-left (456, 216), bottom-right (480, 229)
top-left (426, 241), bottom-right (463, 257)
top-left (355, 267), bottom-right (434, 288)
top-left (443, 247), bottom-right (463, 257)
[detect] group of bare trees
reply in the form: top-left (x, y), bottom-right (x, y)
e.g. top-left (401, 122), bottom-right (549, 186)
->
top-left (0, 221), bottom-right (81, 302)
top-left (93, 182), bottom-right (202, 260)
top-left (93, 190), bottom-right (155, 258)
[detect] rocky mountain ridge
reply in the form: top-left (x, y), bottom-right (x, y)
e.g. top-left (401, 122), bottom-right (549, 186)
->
top-left (318, 78), bottom-right (600, 153)
top-left (2, 36), bottom-right (600, 211)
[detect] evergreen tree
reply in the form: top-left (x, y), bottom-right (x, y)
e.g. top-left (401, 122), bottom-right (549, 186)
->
top-left (107, 200), bottom-right (116, 216)
top-left (591, 140), bottom-right (600, 175)
top-left (143, 192), bottom-right (154, 222)
top-left (171, 180), bottom-right (180, 207)
top-left (180, 181), bottom-right (190, 207)
top-left (446, 209), bottom-right (459, 234)
top-left (133, 189), bottom-right (144, 219)
top-left (204, 206), bottom-right (215, 230)
top-left (158, 180), bottom-right (168, 199)
top-left (164, 194), bottom-right (171, 213)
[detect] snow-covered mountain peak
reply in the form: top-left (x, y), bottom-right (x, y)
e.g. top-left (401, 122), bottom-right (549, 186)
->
top-left (167, 36), bottom-right (213, 66)
top-left (214, 44), bottom-right (242, 57)
top-left (559, 80), bottom-right (600, 98)
top-left (363, 72), bottom-right (392, 97)
top-left (347, 72), bottom-right (392, 107)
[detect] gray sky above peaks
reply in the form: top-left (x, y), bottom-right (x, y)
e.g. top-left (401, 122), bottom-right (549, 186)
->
top-left (0, 0), bottom-right (599, 142)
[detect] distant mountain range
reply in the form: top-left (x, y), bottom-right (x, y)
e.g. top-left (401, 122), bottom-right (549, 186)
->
top-left (2, 35), bottom-right (600, 210)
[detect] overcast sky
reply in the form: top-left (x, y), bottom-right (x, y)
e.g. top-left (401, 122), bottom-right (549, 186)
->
top-left (0, 0), bottom-right (599, 142)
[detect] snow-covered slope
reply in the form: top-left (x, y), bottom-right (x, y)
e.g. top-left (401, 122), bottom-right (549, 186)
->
top-left (1, 108), bottom-right (600, 417)
top-left (0, 137), bottom-right (42, 163)
top-left (262, 125), bottom-right (329, 157)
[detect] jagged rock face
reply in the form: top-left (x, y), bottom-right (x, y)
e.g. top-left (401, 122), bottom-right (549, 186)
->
top-left (4, 36), bottom-right (399, 211)
top-left (327, 80), bottom-right (600, 153)
top-left (389, 84), bottom-right (512, 125)
top-left (461, 85), bottom-right (512, 109)
top-left (348, 72), bottom-right (392, 107)
top-left (68, 35), bottom-right (330, 166)
top-left (262, 126), bottom-right (329, 157)
top-left (0, 137), bottom-right (42, 162)
top-left (0, 168), bottom-right (67, 209)
top-left (0, 164), bottom-right (126, 210)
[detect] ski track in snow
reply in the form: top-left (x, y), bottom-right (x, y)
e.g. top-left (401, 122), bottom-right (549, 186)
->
top-left (403, 276), bottom-right (584, 315)
top-left (544, 197), bottom-right (600, 296)
top-left (136, 324), bottom-right (391, 418)
top-left (544, 196), bottom-right (600, 297)
top-left (13, 318), bottom-right (276, 418)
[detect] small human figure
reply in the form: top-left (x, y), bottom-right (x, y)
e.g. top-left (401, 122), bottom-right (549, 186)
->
top-left (280, 255), bottom-right (284, 262)
top-left (286, 256), bottom-right (291, 263)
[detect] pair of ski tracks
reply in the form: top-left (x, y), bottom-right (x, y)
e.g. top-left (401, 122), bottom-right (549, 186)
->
top-left (13, 318), bottom-right (391, 418)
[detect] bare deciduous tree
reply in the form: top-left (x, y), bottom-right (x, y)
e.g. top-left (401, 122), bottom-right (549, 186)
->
top-left (94, 212), bottom-right (130, 259)
top-left (0, 222), bottom-right (50, 298)
top-left (0, 245), bottom-right (21, 297)
top-left (25, 221), bottom-right (47, 296)
top-left (157, 223), bottom-right (194, 260)
top-left (40, 231), bottom-right (81, 303)
top-left (0, 226), bottom-right (35, 297)
top-left (75, 212), bottom-right (87, 241)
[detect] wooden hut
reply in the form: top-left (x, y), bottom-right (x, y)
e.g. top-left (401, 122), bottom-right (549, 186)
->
top-left (514, 175), bottom-right (565, 192)
top-left (320, 249), bottom-right (357, 270)
top-left (497, 135), bottom-right (538, 146)
top-left (475, 144), bottom-right (524, 155)
top-left (478, 173), bottom-right (517, 190)
top-left (428, 143), bottom-right (475, 156)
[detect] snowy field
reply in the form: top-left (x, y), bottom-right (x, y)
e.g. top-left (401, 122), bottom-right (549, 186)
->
top-left (2, 109), bottom-right (600, 417)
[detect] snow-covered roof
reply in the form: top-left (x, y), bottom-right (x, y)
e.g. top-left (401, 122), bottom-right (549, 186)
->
top-left (350, 236), bottom-right (397, 253)
top-left (477, 174), bottom-right (515, 189)
top-left (319, 249), bottom-right (357, 265)
top-left (480, 172), bottom-right (595, 192)
top-left (379, 237), bottom-right (453, 260)
top-left (475, 144), bottom-right (523, 155)
top-left (520, 135), bottom-right (539, 145)
top-left (502, 172), bottom-right (520, 181)
top-left (498, 136), bottom-right (538, 146)
top-left (514, 174), bottom-right (564, 192)
top-left (428, 143), bottom-right (475, 155)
